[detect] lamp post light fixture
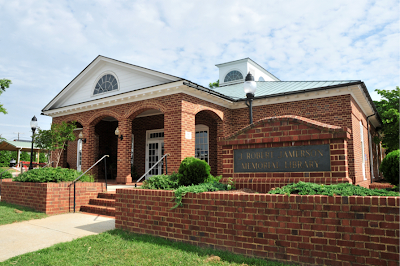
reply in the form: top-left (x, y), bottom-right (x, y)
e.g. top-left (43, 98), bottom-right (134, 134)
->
top-left (115, 127), bottom-right (123, 140)
top-left (244, 72), bottom-right (257, 124)
top-left (78, 131), bottom-right (87, 143)
top-left (29, 116), bottom-right (38, 170)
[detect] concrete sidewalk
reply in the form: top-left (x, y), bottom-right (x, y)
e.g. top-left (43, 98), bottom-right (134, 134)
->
top-left (0, 213), bottom-right (115, 262)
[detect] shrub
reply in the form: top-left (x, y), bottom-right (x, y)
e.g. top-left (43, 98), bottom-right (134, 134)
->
top-left (141, 173), bottom-right (180, 190)
top-left (379, 149), bottom-right (399, 186)
top-left (173, 182), bottom-right (228, 209)
top-left (205, 175), bottom-right (222, 183)
top-left (178, 157), bottom-right (211, 186)
top-left (268, 181), bottom-right (400, 196)
top-left (13, 167), bottom-right (94, 183)
top-left (1, 170), bottom-right (12, 179)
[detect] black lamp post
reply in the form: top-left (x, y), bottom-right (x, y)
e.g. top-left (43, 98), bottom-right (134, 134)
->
top-left (244, 72), bottom-right (257, 124)
top-left (29, 116), bottom-right (38, 170)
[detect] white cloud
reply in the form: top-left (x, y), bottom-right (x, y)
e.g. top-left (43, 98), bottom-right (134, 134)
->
top-left (0, 0), bottom-right (398, 140)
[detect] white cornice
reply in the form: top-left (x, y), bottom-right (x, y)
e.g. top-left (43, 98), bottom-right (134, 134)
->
top-left (43, 82), bottom-right (380, 128)
top-left (43, 81), bottom-right (185, 117)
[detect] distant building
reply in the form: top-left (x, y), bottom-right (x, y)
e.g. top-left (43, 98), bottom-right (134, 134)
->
top-left (42, 56), bottom-right (383, 191)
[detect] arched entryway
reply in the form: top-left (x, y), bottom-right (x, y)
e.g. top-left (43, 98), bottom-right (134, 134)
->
top-left (195, 110), bottom-right (223, 176)
top-left (94, 116), bottom-right (119, 180)
top-left (130, 108), bottom-right (165, 180)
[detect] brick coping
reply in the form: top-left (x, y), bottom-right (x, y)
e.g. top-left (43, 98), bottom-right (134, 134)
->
top-left (222, 115), bottom-right (351, 141)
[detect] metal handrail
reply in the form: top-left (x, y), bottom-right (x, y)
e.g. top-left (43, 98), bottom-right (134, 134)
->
top-left (42, 161), bottom-right (55, 168)
top-left (71, 155), bottom-right (109, 213)
top-left (0, 167), bottom-right (13, 176)
top-left (137, 153), bottom-right (170, 183)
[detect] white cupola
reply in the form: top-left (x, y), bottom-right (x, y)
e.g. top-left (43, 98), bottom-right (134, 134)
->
top-left (215, 58), bottom-right (280, 87)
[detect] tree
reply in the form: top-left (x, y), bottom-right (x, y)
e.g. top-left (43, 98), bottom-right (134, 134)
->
top-left (373, 86), bottom-right (399, 153)
top-left (34, 121), bottom-right (77, 167)
top-left (209, 80), bottom-right (219, 89)
top-left (0, 78), bottom-right (12, 114)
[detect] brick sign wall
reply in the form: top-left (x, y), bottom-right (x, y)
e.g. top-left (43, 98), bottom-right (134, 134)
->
top-left (220, 115), bottom-right (352, 192)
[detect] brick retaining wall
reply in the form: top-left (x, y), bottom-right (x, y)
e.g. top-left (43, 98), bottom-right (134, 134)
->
top-left (1, 180), bottom-right (105, 214)
top-left (116, 189), bottom-right (399, 266)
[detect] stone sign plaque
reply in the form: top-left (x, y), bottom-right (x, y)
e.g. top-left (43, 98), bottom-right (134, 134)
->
top-left (234, 144), bottom-right (330, 173)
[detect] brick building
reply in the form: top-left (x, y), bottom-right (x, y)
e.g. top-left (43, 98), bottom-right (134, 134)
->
top-left (41, 56), bottom-right (383, 190)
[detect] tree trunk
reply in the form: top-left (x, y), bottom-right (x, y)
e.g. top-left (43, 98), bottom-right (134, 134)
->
top-left (55, 142), bottom-right (66, 168)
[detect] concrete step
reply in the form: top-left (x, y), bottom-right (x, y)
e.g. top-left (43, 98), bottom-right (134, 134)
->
top-left (88, 198), bottom-right (115, 208)
top-left (98, 192), bottom-right (116, 200)
top-left (80, 205), bottom-right (115, 217)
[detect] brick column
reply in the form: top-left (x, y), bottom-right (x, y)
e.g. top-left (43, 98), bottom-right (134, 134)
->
top-left (82, 125), bottom-right (96, 176)
top-left (116, 118), bottom-right (132, 184)
top-left (216, 120), bottom-right (224, 176)
top-left (164, 109), bottom-right (195, 173)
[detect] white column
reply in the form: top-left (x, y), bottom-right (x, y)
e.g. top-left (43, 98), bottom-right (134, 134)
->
top-left (17, 149), bottom-right (21, 166)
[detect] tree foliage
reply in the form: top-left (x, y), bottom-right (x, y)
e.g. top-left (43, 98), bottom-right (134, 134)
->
top-left (209, 79), bottom-right (219, 89)
top-left (34, 121), bottom-right (77, 167)
top-left (0, 78), bottom-right (12, 114)
top-left (373, 87), bottom-right (399, 153)
top-left (379, 149), bottom-right (399, 186)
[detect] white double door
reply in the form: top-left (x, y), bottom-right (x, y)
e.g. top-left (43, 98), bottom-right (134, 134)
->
top-left (145, 140), bottom-right (164, 179)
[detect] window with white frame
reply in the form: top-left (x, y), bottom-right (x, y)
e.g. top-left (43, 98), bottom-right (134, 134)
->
top-left (224, 70), bottom-right (243, 82)
top-left (195, 124), bottom-right (209, 163)
top-left (93, 74), bottom-right (118, 95)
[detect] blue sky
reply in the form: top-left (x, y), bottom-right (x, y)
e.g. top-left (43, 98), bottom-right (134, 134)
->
top-left (0, 0), bottom-right (399, 141)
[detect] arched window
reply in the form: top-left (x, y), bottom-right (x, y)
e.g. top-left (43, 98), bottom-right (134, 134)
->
top-left (258, 76), bottom-right (265, 81)
top-left (224, 70), bottom-right (243, 82)
top-left (93, 74), bottom-right (118, 95)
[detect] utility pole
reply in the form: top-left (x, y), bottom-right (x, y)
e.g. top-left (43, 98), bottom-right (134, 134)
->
top-left (13, 132), bottom-right (25, 140)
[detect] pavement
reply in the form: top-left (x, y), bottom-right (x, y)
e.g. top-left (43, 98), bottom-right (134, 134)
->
top-left (0, 213), bottom-right (115, 262)
top-left (107, 184), bottom-right (138, 191)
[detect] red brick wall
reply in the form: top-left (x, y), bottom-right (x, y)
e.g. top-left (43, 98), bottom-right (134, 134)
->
top-left (2, 180), bottom-right (105, 214)
top-left (350, 96), bottom-right (377, 187)
top-left (115, 188), bottom-right (400, 266)
top-left (220, 115), bottom-right (352, 192)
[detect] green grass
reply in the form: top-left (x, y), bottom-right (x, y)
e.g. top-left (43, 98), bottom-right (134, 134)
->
top-left (0, 229), bottom-right (294, 266)
top-left (0, 202), bottom-right (47, 225)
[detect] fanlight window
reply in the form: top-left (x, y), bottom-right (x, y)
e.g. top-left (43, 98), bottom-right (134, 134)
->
top-left (93, 74), bottom-right (118, 95)
top-left (224, 70), bottom-right (243, 82)
top-left (258, 76), bottom-right (265, 81)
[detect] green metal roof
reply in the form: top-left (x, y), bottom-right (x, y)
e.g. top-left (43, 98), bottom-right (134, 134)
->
top-left (0, 140), bottom-right (41, 151)
top-left (213, 80), bottom-right (361, 100)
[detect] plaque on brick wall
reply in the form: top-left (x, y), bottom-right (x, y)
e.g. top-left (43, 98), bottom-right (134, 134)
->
top-left (234, 144), bottom-right (330, 172)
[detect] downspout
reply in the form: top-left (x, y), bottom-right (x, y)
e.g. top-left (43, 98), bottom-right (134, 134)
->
top-left (366, 113), bottom-right (375, 184)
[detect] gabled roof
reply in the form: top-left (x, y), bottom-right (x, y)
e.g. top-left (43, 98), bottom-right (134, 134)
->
top-left (213, 80), bottom-right (361, 100)
top-left (42, 55), bottom-right (184, 112)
